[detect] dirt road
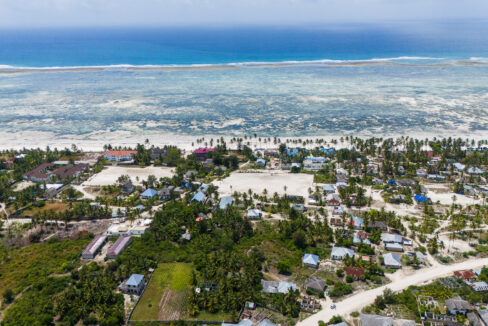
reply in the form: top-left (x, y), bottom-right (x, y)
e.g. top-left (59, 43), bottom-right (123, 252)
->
top-left (299, 257), bottom-right (488, 326)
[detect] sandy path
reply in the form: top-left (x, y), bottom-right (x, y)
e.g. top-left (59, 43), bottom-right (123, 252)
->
top-left (299, 257), bottom-right (488, 326)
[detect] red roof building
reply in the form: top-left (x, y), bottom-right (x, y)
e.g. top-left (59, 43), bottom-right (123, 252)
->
top-left (454, 270), bottom-right (477, 281)
top-left (344, 267), bottom-right (366, 279)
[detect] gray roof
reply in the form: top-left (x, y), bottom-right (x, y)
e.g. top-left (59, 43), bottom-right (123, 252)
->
top-left (219, 196), bottom-right (234, 209)
top-left (383, 253), bottom-right (402, 267)
top-left (445, 296), bottom-right (472, 312)
top-left (331, 246), bottom-right (354, 258)
top-left (261, 280), bottom-right (296, 294)
top-left (477, 309), bottom-right (488, 325)
top-left (306, 276), bottom-right (327, 292)
top-left (330, 323), bottom-right (348, 326)
top-left (381, 233), bottom-right (403, 243)
top-left (360, 314), bottom-right (394, 326)
top-left (256, 319), bottom-right (276, 326)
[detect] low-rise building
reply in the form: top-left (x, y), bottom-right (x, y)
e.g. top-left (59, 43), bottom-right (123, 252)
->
top-left (247, 209), bottom-right (262, 220)
top-left (331, 247), bottom-right (354, 260)
top-left (383, 253), bottom-right (402, 269)
top-left (107, 235), bottom-right (132, 259)
top-left (306, 276), bottom-right (327, 292)
top-left (82, 235), bottom-right (107, 259)
top-left (119, 274), bottom-right (145, 295)
top-left (445, 296), bottom-right (472, 315)
top-left (103, 150), bottom-right (137, 162)
top-left (261, 280), bottom-right (297, 294)
top-left (302, 254), bottom-right (319, 269)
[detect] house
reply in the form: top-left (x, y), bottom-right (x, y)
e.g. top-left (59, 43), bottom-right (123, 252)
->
top-left (453, 162), bottom-right (466, 171)
top-left (383, 253), bottom-right (402, 269)
top-left (385, 243), bottom-right (403, 252)
top-left (332, 206), bottom-right (345, 215)
top-left (353, 234), bottom-right (371, 246)
top-left (360, 314), bottom-right (394, 326)
top-left (414, 194), bottom-right (428, 204)
top-left (323, 184), bottom-right (336, 193)
top-left (107, 235), bottom-right (132, 259)
top-left (306, 276), bottom-right (327, 292)
top-left (445, 296), bottom-right (472, 315)
top-left (417, 169), bottom-right (428, 178)
top-left (428, 174), bottom-right (446, 182)
top-left (121, 181), bottom-right (135, 194)
top-left (181, 230), bottom-right (191, 241)
top-left (140, 188), bottom-right (158, 199)
top-left (103, 150), bottom-right (137, 162)
top-left (467, 167), bottom-right (485, 175)
top-left (326, 193), bottom-right (341, 206)
top-left (222, 319), bottom-right (254, 326)
top-left (395, 320), bottom-right (416, 326)
top-left (381, 233), bottom-right (403, 244)
top-left (477, 309), bottom-right (488, 325)
top-left (159, 186), bottom-right (175, 201)
top-left (348, 216), bottom-right (364, 230)
top-left (469, 281), bottom-right (488, 292)
top-left (150, 148), bottom-right (167, 160)
top-left (302, 254), bottom-right (319, 269)
top-left (331, 247), bottom-right (354, 260)
top-left (372, 221), bottom-right (388, 231)
top-left (372, 178), bottom-right (383, 186)
top-left (23, 162), bottom-right (55, 182)
top-left (191, 191), bottom-right (206, 203)
top-left (336, 182), bottom-right (348, 189)
top-left (344, 267), bottom-right (365, 280)
top-left (415, 251), bottom-right (426, 264)
top-left (303, 157), bottom-right (327, 171)
top-left (193, 147), bottom-right (217, 160)
top-left (247, 209), bottom-right (262, 220)
top-left (336, 168), bottom-right (347, 176)
top-left (51, 163), bottom-right (88, 181)
top-left (219, 196), bottom-right (234, 210)
top-left (330, 217), bottom-right (343, 226)
top-left (82, 235), bottom-right (107, 259)
top-left (119, 274), bottom-right (145, 295)
top-left (261, 280), bottom-right (297, 294)
top-left (454, 269), bottom-right (477, 282)
top-left (292, 204), bottom-right (306, 212)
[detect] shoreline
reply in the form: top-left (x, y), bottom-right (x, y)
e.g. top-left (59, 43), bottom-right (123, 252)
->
top-left (1, 60), bottom-right (487, 75)
top-left (0, 130), bottom-right (486, 152)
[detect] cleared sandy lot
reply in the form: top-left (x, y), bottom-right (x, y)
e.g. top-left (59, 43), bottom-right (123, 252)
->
top-left (424, 183), bottom-right (480, 206)
top-left (213, 171), bottom-right (314, 198)
top-left (83, 165), bottom-right (174, 186)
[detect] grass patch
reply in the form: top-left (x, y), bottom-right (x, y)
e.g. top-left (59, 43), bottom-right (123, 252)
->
top-left (131, 262), bottom-right (193, 321)
top-left (22, 202), bottom-right (70, 217)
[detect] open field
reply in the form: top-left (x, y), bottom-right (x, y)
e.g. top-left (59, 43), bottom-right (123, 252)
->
top-left (82, 165), bottom-right (174, 186)
top-left (213, 171), bottom-right (314, 198)
top-left (131, 262), bottom-right (232, 323)
top-left (22, 202), bottom-right (69, 217)
top-left (131, 262), bottom-right (193, 321)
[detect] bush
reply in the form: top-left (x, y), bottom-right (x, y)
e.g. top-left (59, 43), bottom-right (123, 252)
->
top-left (2, 289), bottom-right (14, 304)
top-left (346, 275), bottom-right (354, 283)
top-left (351, 311), bottom-right (360, 317)
top-left (336, 269), bottom-right (344, 277)
top-left (277, 260), bottom-right (292, 274)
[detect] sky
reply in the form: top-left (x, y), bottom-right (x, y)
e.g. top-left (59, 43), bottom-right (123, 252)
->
top-left (0, 0), bottom-right (487, 27)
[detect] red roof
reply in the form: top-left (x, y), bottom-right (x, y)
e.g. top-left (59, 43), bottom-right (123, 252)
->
top-left (454, 270), bottom-right (476, 280)
top-left (344, 267), bottom-right (365, 278)
top-left (104, 151), bottom-right (137, 157)
top-left (193, 147), bottom-right (217, 154)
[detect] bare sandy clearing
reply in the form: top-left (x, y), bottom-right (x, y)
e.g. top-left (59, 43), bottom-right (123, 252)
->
top-left (213, 171), bottom-right (314, 198)
top-left (83, 165), bottom-right (174, 186)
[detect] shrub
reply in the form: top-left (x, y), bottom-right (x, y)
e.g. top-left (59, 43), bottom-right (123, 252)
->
top-left (2, 289), bottom-right (14, 304)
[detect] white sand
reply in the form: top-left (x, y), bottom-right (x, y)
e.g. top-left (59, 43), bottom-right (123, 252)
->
top-left (82, 165), bottom-right (174, 186)
top-left (1, 130), bottom-right (487, 152)
top-left (212, 171), bottom-right (314, 198)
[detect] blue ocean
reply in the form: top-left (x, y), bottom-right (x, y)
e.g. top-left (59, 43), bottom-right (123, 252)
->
top-left (0, 22), bottom-right (488, 147)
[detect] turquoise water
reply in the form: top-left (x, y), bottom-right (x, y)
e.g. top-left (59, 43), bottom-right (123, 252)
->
top-left (0, 23), bottom-right (487, 138)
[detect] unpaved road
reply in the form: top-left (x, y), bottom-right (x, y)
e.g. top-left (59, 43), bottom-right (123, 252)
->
top-left (299, 257), bottom-right (488, 326)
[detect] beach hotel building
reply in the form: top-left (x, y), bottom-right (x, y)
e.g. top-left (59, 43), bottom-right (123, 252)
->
top-left (82, 235), bottom-right (108, 259)
top-left (103, 150), bottom-right (137, 162)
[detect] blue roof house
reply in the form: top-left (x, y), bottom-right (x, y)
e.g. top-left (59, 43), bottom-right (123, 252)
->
top-left (219, 196), bottom-right (234, 210)
top-left (141, 188), bottom-right (158, 199)
top-left (120, 274), bottom-right (145, 295)
top-left (302, 254), bottom-right (320, 269)
top-left (192, 191), bottom-right (206, 203)
top-left (414, 194), bottom-right (428, 203)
